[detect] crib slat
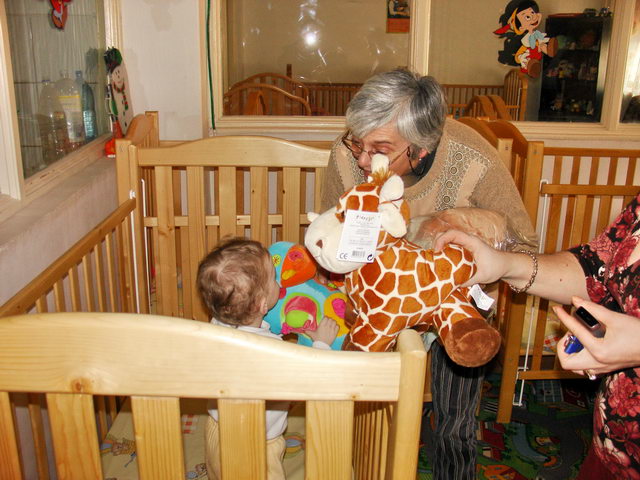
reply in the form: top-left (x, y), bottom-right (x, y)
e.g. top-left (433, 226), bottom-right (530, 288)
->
top-left (105, 234), bottom-right (118, 311)
top-left (53, 280), bottom-right (66, 312)
top-left (36, 296), bottom-right (48, 313)
top-left (155, 166), bottom-right (180, 317)
top-left (0, 392), bottom-right (23, 480)
top-left (69, 266), bottom-right (81, 311)
top-left (307, 400), bottom-right (354, 479)
top-left (250, 167), bottom-right (269, 245)
top-left (313, 400), bottom-right (355, 478)
top-left (81, 255), bottom-right (95, 311)
top-left (218, 166), bottom-right (237, 240)
top-left (130, 396), bottom-right (185, 480)
top-left (187, 166), bottom-right (207, 321)
top-left (46, 393), bottom-right (102, 480)
top-left (28, 394), bottom-right (50, 480)
top-left (218, 399), bottom-right (266, 480)
top-left (282, 167), bottom-right (301, 242)
top-left (93, 244), bottom-right (107, 312)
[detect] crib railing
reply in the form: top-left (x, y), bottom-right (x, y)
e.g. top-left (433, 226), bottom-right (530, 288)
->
top-left (0, 198), bottom-right (139, 479)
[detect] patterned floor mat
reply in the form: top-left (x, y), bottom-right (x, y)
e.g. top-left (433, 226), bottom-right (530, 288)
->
top-left (418, 373), bottom-right (598, 480)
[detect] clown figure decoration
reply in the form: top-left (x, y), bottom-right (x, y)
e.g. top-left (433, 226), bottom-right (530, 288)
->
top-left (104, 48), bottom-right (133, 135)
top-left (494, 0), bottom-right (557, 78)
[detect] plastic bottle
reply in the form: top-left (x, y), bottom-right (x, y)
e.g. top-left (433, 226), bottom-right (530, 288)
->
top-left (55, 71), bottom-right (85, 150)
top-left (36, 79), bottom-right (70, 166)
top-left (75, 70), bottom-right (97, 141)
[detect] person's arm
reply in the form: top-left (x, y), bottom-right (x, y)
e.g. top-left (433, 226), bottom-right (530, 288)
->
top-left (434, 229), bottom-right (588, 305)
top-left (556, 297), bottom-right (640, 376)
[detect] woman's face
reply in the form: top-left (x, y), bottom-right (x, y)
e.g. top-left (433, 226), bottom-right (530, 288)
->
top-left (516, 7), bottom-right (541, 33)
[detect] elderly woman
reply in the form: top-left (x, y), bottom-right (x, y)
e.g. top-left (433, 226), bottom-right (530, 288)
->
top-left (321, 68), bottom-right (535, 480)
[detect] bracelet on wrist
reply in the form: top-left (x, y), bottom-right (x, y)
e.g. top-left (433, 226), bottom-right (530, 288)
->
top-left (508, 250), bottom-right (538, 294)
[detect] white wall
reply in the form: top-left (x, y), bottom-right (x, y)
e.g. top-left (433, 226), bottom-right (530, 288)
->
top-left (120, 0), bottom-right (203, 140)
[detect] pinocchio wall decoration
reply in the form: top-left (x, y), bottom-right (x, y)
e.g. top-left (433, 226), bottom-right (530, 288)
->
top-left (494, 0), bottom-right (557, 78)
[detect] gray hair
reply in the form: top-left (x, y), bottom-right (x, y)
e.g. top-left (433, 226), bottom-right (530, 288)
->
top-left (345, 69), bottom-right (447, 152)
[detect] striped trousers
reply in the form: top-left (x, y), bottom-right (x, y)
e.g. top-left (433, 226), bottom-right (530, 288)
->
top-left (430, 341), bottom-right (484, 480)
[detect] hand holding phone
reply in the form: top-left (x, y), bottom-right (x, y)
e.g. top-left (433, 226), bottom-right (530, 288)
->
top-left (563, 306), bottom-right (605, 354)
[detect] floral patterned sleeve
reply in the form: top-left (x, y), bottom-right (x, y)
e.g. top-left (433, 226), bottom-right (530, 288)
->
top-left (568, 194), bottom-right (640, 314)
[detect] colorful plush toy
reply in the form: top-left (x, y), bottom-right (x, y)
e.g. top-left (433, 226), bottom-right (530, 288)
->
top-left (265, 242), bottom-right (350, 350)
top-left (304, 155), bottom-right (501, 367)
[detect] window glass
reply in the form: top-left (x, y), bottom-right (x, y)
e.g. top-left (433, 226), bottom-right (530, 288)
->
top-left (6, 0), bottom-right (108, 179)
top-left (428, 0), bottom-right (608, 122)
top-left (224, 0), bottom-right (410, 116)
top-left (621, 1), bottom-right (640, 122)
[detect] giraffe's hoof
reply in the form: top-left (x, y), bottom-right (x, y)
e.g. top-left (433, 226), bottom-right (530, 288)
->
top-left (444, 317), bottom-right (501, 368)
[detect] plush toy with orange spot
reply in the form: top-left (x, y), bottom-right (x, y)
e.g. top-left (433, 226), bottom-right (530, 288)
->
top-left (265, 241), bottom-right (350, 350)
top-left (304, 155), bottom-right (501, 367)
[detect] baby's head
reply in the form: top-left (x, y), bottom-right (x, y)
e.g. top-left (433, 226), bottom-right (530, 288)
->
top-left (197, 237), bottom-right (279, 326)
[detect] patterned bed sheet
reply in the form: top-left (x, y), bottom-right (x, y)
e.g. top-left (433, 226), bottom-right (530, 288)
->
top-left (101, 399), bottom-right (306, 480)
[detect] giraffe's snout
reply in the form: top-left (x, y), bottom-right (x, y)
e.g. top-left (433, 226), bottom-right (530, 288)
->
top-left (315, 239), bottom-right (323, 249)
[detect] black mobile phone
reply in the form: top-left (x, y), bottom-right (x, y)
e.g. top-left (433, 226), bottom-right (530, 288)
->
top-left (575, 306), bottom-right (605, 338)
top-left (564, 307), bottom-right (605, 354)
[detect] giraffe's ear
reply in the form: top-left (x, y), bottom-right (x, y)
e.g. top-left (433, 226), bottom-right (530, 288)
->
top-left (380, 202), bottom-right (407, 238)
top-left (379, 174), bottom-right (403, 203)
top-left (379, 173), bottom-right (406, 238)
top-left (371, 154), bottom-right (390, 175)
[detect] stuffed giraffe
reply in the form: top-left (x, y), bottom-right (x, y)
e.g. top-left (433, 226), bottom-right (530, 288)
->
top-left (304, 154), bottom-right (500, 367)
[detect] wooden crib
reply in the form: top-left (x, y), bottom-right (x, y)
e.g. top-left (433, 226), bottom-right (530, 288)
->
top-left (0, 312), bottom-right (426, 480)
top-left (0, 112), bottom-right (427, 480)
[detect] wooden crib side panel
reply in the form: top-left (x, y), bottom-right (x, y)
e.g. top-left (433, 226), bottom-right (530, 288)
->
top-left (130, 137), bottom-right (331, 320)
top-left (497, 147), bottom-right (640, 423)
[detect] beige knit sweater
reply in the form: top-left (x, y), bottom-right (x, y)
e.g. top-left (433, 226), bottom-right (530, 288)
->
top-left (320, 118), bottom-right (537, 247)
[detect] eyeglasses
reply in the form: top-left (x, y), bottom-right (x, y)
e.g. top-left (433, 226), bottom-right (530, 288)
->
top-left (341, 131), bottom-right (411, 167)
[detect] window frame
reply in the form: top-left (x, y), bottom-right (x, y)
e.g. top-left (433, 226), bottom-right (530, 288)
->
top-left (0, 0), bottom-right (122, 220)
top-left (208, 0), bottom-right (640, 141)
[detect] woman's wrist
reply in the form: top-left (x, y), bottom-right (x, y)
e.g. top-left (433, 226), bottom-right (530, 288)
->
top-left (502, 250), bottom-right (538, 292)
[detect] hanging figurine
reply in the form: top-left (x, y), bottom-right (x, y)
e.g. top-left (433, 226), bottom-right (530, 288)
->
top-left (50, 0), bottom-right (72, 29)
top-left (494, 0), bottom-right (557, 78)
top-left (103, 47), bottom-right (133, 156)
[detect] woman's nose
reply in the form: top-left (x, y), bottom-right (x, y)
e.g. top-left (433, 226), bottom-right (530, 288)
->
top-left (356, 152), bottom-right (372, 170)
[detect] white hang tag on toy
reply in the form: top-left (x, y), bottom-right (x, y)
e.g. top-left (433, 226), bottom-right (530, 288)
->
top-left (469, 284), bottom-right (495, 311)
top-left (336, 209), bottom-right (381, 263)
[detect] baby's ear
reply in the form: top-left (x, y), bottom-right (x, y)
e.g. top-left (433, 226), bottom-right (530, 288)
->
top-left (257, 297), bottom-right (267, 315)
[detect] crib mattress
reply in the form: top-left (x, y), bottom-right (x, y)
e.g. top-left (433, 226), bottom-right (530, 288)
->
top-left (101, 398), bottom-right (306, 479)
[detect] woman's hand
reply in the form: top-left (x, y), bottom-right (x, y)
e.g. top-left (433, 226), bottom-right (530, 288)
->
top-left (434, 229), bottom-right (510, 287)
top-left (556, 297), bottom-right (640, 377)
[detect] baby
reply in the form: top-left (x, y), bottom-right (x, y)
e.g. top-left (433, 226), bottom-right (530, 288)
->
top-left (197, 237), bottom-right (339, 480)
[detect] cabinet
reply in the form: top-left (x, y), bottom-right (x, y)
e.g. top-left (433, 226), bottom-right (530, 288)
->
top-left (538, 14), bottom-right (611, 122)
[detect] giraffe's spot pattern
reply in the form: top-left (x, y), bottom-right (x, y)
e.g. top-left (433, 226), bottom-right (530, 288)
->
top-left (363, 289), bottom-right (384, 310)
top-left (376, 271), bottom-right (396, 295)
top-left (335, 175), bottom-right (488, 353)
top-left (386, 297), bottom-right (401, 314)
top-left (435, 257), bottom-right (453, 279)
top-left (401, 296), bottom-right (422, 314)
top-left (454, 263), bottom-right (473, 284)
top-left (398, 274), bottom-right (417, 295)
